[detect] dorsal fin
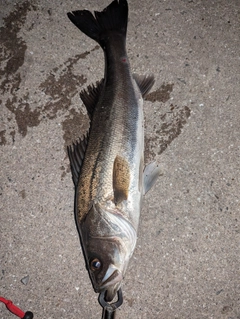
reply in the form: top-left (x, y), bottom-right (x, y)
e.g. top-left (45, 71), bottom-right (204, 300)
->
top-left (80, 79), bottom-right (104, 119)
top-left (112, 155), bottom-right (130, 205)
top-left (67, 134), bottom-right (88, 187)
top-left (133, 74), bottom-right (155, 98)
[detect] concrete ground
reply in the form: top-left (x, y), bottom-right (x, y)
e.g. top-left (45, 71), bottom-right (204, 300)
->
top-left (0, 0), bottom-right (239, 318)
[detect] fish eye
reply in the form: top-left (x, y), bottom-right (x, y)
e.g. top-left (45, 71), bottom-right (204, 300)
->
top-left (90, 258), bottom-right (102, 271)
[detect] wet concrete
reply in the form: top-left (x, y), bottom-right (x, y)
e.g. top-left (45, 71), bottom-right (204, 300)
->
top-left (1, 0), bottom-right (239, 318)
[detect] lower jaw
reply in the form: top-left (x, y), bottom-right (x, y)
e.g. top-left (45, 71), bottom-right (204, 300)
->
top-left (97, 281), bottom-right (121, 302)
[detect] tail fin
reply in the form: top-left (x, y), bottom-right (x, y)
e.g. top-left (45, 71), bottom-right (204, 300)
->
top-left (67, 0), bottom-right (128, 47)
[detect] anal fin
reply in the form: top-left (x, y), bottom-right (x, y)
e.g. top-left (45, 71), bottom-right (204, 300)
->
top-left (113, 155), bottom-right (130, 205)
top-left (133, 74), bottom-right (155, 98)
top-left (67, 134), bottom-right (88, 187)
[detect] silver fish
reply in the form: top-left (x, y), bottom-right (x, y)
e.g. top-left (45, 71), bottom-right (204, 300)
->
top-left (67, 0), bottom-right (160, 301)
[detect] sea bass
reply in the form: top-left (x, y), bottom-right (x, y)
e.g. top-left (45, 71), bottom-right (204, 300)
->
top-left (67, 0), bottom-right (160, 301)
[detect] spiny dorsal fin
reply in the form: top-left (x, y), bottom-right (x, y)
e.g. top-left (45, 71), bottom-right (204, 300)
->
top-left (113, 155), bottom-right (130, 205)
top-left (133, 74), bottom-right (155, 98)
top-left (80, 79), bottom-right (104, 120)
top-left (143, 161), bottom-right (161, 195)
top-left (67, 134), bottom-right (88, 187)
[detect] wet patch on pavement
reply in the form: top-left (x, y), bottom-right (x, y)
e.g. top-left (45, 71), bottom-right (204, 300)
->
top-left (6, 94), bottom-right (41, 137)
top-left (0, 0), bottom-right (35, 142)
top-left (145, 101), bottom-right (191, 162)
top-left (39, 54), bottom-right (88, 120)
top-left (0, 0), bottom-right (99, 145)
top-left (145, 83), bottom-right (174, 103)
top-left (0, 1), bottom-right (34, 95)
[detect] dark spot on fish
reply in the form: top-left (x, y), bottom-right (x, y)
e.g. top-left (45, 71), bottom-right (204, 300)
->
top-left (113, 155), bottom-right (130, 205)
top-left (145, 83), bottom-right (174, 103)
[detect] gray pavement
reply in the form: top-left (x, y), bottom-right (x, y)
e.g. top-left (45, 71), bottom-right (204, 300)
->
top-left (0, 0), bottom-right (239, 318)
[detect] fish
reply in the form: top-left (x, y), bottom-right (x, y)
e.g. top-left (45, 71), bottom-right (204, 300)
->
top-left (67, 0), bottom-right (160, 302)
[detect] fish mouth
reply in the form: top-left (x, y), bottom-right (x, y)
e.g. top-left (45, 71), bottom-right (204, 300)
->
top-left (100, 266), bottom-right (123, 302)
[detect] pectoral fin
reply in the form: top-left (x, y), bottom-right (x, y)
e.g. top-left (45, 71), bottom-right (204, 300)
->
top-left (67, 134), bottom-right (88, 187)
top-left (113, 156), bottom-right (130, 205)
top-left (143, 161), bottom-right (161, 195)
top-left (133, 74), bottom-right (155, 98)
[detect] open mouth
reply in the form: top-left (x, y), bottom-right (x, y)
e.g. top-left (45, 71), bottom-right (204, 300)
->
top-left (101, 268), bottom-right (123, 288)
top-left (99, 266), bottom-right (123, 301)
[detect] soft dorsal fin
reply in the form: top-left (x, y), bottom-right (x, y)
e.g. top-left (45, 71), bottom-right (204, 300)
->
top-left (143, 161), bottom-right (161, 195)
top-left (67, 134), bottom-right (88, 187)
top-left (113, 155), bottom-right (130, 205)
top-left (80, 79), bottom-right (104, 119)
top-left (133, 74), bottom-right (155, 98)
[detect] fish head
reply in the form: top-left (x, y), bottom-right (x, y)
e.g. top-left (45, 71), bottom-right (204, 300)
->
top-left (80, 203), bottom-right (136, 301)
top-left (86, 238), bottom-right (125, 301)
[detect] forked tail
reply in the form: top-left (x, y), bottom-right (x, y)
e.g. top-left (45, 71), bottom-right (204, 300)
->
top-left (67, 0), bottom-right (128, 48)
